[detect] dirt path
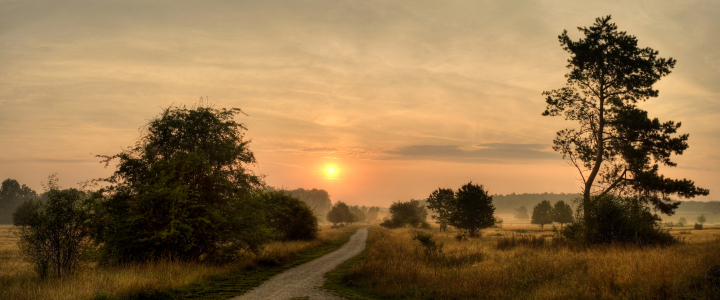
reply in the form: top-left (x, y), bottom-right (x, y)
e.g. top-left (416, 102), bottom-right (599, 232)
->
top-left (232, 227), bottom-right (368, 300)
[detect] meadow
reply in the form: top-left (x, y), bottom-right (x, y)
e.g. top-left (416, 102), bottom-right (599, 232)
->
top-left (0, 223), bottom-right (364, 300)
top-left (328, 222), bottom-right (720, 300)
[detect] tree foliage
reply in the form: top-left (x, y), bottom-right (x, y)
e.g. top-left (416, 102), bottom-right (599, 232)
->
top-left (447, 182), bottom-right (495, 237)
top-left (95, 104), bottom-right (270, 262)
top-left (348, 205), bottom-right (366, 223)
top-left (381, 200), bottom-right (428, 228)
top-left (365, 206), bottom-right (380, 221)
top-left (514, 206), bottom-right (529, 219)
top-left (288, 188), bottom-right (332, 219)
top-left (531, 200), bottom-right (553, 228)
top-left (16, 176), bottom-right (92, 279)
top-left (326, 201), bottom-right (353, 226)
top-left (551, 200), bottom-right (574, 227)
top-left (0, 179), bottom-right (37, 224)
top-left (697, 214), bottom-right (706, 225)
top-left (257, 190), bottom-right (318, 241)
top-left (427, 188), bottom-right (455, 231)
top-left (542, 16), bottom-right (708, 229)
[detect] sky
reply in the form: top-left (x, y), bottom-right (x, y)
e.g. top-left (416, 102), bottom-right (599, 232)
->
top-left (1, 0), bottom-right (718, 207)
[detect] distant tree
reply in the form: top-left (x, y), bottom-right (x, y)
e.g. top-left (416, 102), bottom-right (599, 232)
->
top-left (95, 104), bottom-right (271, 262)
top-left (326, 201), bottom-right (353, 226)
top-left (514, 206), bottom-right (530, 219)
top-left (426, 188), bottom-right (456, 231)
top-left (257, 190), bottom-right (318, 241)
top-left (289, 188), bottom-right (333, 219)
top-left (551, 200), bottom-right (574, 228)
top-left (16, 176), bottom-right (92, 279)
top-left (697, 214), bottom-right (706, 225)
top-left (531, 200), bottom-right (553, 228)
top-left (447, 182), bottom-right (495, 237)
top-left (381, 200), bottom-right (427, 228)
top-left (0, 179), bottom-right (38, 224)
top-left (365, 207), bottom-right (380, 221)
top-left (349, 205), bottom-right (366, 223)
top-left (678, 217), bottom-right (687, 225)
top-left (13, 199), bottom-right (40, 227)
top-left (542, 16), bottom-right (708, 233)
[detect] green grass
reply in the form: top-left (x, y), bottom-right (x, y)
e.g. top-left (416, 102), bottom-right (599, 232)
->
top-left (98, 227), bottom-right (360, 300)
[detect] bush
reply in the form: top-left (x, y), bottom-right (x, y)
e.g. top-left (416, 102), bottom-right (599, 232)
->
top-left (257, 190), bottom-right (318, 241)
top-left (383, 200), bottom-right (428, 228)
top-left (561, 195), bottom-right (675, 245)
top-left (411, 231), bottom-right (443, 259)
top-left (16, 178), bottom-right (92, 279)
top-left (694, 223), bottom-right (703, 230)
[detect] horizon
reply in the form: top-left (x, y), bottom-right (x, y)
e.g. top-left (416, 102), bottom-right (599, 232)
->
top-left (1, 0), bottom-right (718, 207)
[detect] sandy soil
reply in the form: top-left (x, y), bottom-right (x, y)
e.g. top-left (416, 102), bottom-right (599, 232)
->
top-left (233, 227), bottom-right (368, 300)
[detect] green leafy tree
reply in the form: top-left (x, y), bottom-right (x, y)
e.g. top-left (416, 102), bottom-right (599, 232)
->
top-left (531, 200), bottom-right (553, 228)
top-left (551, 200), bottom-right (574, 228)
top-left (326, 201), bottom-right (352, 226)
top-left (257, 190), bottom-right (318, 241)
top-left (514, 206), bottom-right (530, 219)
top-left (381, 200), bottom-right (428, 228)
top-left (16, 176), bottom-right (92, 279)
top-left (95, 104), bottom-right (271, 262)
top-left (426, 188), bottom-right (456, 231)
top-left (542, 16), bottom-right (708, 230)
top-left (0, 179), bottom-right (38, 224)
top-left (448, 182), bottom-right (495, 237)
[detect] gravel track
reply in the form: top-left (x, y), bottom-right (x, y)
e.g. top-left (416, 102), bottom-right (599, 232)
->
top-left (232, 227), bottom-right (368, 300)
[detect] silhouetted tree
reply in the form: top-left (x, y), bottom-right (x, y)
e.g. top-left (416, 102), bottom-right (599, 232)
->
top-left (16, 175), bottom-right (92, 279)
top-left (531, 200), bottom-right (553, 228)
top-left (427, 188), bottom-right (455, 231)
top-left (257, 190), bottom-right (318, 241)
top-left (381, 200), bottom-right (427, 228)
top-left (95, 103), bottom-right (271, 262)
top-left (551, 200), bottom-right (573, 228)
top-left (448, 182), bottom-right (495, 237)
top-left (0, 179), bottom-right (37, 224)
top-left (514, 206), bottom-right (530, 219)
top-left (326, 201), bottom-right (352, 226)
top-left (542, 16), bottom-right (708, 232)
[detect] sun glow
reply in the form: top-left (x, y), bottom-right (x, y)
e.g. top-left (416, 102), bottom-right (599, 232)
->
top-left (327, 167), bottom-right (336, 175)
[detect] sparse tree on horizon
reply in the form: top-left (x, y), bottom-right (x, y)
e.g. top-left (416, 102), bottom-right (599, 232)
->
top-left (542, 16), bottom-right (708, 231)
top-left (426, 188), bottom-right (456, 231)
top-left (531, 200), bottom-right (553, 228)
top-left (551, 200), bottom-right (573, 228)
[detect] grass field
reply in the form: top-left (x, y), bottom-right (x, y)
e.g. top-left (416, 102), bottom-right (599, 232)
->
top-left (0, 223), bottom-right (364, 300)
top-left (326, 223), bottom-right (720, 300)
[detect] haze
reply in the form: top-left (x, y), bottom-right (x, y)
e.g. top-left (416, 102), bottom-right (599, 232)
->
top-left (1, 0), bottom-right (718, 206)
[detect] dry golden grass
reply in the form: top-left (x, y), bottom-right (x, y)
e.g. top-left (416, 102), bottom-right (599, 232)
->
top-left (342, 225), bottom-right (720, 300)
top-left (0, 223), bottom-right (363, 300)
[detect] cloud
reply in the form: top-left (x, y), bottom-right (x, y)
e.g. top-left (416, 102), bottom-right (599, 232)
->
top-left (302, 147), bottom-right (340, 152)
top-left (383, 143), bottom-right (559, 162)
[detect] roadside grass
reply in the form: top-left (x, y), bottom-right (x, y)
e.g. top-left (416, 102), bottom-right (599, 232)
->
top-left (325, 225), bottom-right (720, 300)
top-left (0, 224), bottom-right (364, 300)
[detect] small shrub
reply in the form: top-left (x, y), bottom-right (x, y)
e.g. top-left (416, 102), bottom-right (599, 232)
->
top-left (695, 223), bottom-right (703, 230)
top-left (412, 231), bottom-right (443, 259)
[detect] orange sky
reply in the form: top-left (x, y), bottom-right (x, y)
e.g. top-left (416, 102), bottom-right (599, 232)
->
top-left (1, 0), bottom-right (718, 207)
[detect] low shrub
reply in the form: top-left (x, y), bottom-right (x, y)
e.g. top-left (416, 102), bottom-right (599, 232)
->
top-left (695, 223), bottom-right (703, 230)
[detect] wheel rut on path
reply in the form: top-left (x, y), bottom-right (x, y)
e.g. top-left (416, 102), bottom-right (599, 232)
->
top-left (232, 227), bottom-right (368, 300)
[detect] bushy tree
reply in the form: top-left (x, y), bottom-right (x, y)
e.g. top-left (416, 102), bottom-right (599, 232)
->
top-left (95, 104), bottom-right (271, 262)
top-left (448, 182), bottom-right (495, 237)
top-left (0, 179), bottom-right (37, 224)
top-left (289, 188), bottom-right (333, 219)
top-left (551, 200), bottom-right (573, 228)
top-left (381, 200), bottom-right (427, 228)
top-left (16, 176), bottom-right (92, 279)
top-left (326, 201), bottom-right (353, 226)
top-left (514, 206), bottom-right (530, 219)
top-left (531, 200), bottom-right (553, 228)
top-left (542, 16), bottom-right (708, 233)
top-left (365, 206), bottom-right (380, 221)
top-left (426, 188), bottom-right (455, 231)
top-left (257, 190), bottom-right (318, 241)
top-left (348, 205), bottom-right (366, 223)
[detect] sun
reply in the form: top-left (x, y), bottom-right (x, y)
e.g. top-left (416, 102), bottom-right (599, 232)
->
top-left (327, 167), bottom-right (336, 175)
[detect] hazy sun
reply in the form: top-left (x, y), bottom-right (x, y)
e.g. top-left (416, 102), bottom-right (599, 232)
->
top-left (327, 167), bottom-right (336, 175)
